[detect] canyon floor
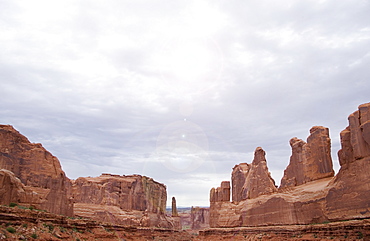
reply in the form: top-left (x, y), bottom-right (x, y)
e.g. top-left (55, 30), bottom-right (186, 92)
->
top-left (1, 205), bottom-right (369, 241)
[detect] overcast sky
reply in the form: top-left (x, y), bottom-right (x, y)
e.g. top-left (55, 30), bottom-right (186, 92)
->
top-left (1, 0), bottom-right (369, 207)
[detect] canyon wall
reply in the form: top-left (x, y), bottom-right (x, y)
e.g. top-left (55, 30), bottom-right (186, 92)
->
top-left (0, 125), bottom-right (175, 228)
top-left (209, 102), bottom-right (370, 227)
top-left (325, 102), bottom-right (370, 221)
top-left (71, 173), bottom-right (174, 227)
top-left (280, 126), bottom-right (334, 189)
top-left (0, 125), bottom-right (73, 216)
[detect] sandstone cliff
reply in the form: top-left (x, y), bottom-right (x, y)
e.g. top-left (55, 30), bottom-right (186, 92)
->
top-left (210, 181), bottom-right (230, 202)
top-left (0, 125), bottom-right (73, 216)
top-left (231, 147), bottom-right (277, 202)
top-left (71, 173), bottom-right (174, 228)
top-left (326, 102), bottom-right (370, 221)
top-left (209, 103), bottom-right (370, 227)
top-left (280, 126), bottom-right (334, 189)
top-left (0, 125), bottom-right (177, 229)
top-left (191, 207), bottom-right (210, 230)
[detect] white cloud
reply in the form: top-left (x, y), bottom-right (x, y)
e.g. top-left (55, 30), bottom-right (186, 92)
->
top-left (1, 0), bottom-right (370, 207)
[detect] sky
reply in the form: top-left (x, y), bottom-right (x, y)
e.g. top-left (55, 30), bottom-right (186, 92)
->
top-left (1, 0), bottom-right (369, 207)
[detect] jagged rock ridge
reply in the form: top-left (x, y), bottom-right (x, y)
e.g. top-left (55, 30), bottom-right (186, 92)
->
top-left (280, 126), bottom-right (334, 189)
top-left (209, 102), bottom-right (370, 227)
top-left (231, 147), bottom-right (277, 202)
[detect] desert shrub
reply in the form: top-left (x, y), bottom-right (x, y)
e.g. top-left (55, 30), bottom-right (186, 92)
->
top-left (43, 223), bottom-right (54, 232)
top-left (9, 203), bottom-right (17, 207)
top-left (31, 233), bottom-right (37, 239)
top-left (6, 227), bottom-right (16, 233)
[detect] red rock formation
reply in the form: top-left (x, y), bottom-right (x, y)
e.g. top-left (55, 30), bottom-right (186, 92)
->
top-left (71, 173), bottom-right (174, 228)
top-left (191, 207), bottom-right (210, 230)
top-left (209, 103), bottom-right (370, 228)
top-left (280, 126), bottom-right (334, 189)
top-left (231, 163), bottom-right (250, 202)
top-left (172, 197), bottom-right (178, 217)
top-left (232, 147), bottom-right (277, 202)
top-left (0, 169), bottom-right (26, 204)
top-left (0, 125), bottom-right (73, 216)
top-left (210, 181), bottom-right (230, 203)
top-left (326, 102), bottom-right (370, 221)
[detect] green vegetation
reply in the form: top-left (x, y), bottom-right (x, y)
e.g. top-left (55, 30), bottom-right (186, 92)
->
top-left (6, 227), bottom-right (16, 233)
top-left (357, 231), bottom-right (363, 239)
top-left (31, 233), bottom-right (37, 239)
top-left (43, 223), bottom-right (54, 232)
top-left (9, 203), bottom-right (18, 207)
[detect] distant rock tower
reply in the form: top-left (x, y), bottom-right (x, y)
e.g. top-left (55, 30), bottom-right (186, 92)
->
top-left (172, 197), bottom-right (178, 217)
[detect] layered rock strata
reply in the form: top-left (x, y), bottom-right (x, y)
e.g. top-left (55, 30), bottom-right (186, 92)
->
top-left (210, 181), bottom-right (230, 202)
top-left (0, 125), bottom-right (73, 216)
top-left (280, 126), bottom-right (334, 189)
top-left (191, 207), bottom-right (210, 230)
top-left (326, 102), bottom-right (370, 221)
top-left (0, 125), bottom-right (177, 228)
top-left (172, 197), bottom-right (178, 217)
top-left (231, 147), bottom-right (277, 202)
top-left (209, 103), bottom-right (370, 227)
top-left (71, 173), bottom-right (174, 227)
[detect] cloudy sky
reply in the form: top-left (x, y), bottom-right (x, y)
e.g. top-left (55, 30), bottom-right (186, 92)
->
top-left (1, 0), bottom-right (369, 207)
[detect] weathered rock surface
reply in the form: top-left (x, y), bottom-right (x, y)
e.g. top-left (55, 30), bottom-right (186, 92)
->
top-left (191, 207), bottom-right (210, 230)
top-left (71, 173), bottom-right (174, 228)
top-left (0, 125), bottom-right (178, 229)
top-left (0, 169), bottom-right (26, 204)
top-left (3, 205), bottom-right (368, 240)
top-left (0, 125), bottom-right (73, 216)
top-left (172, 197), bottom-right (178, 217)
top-left (231, 147), bottom-right (277, 202)
top-left (280, 126), bottom-right (334, 189)
top-left (0, 205), bottom-right (194, 241)
top-left (326, 102), bottom-right (370, 221)
top-left (209, 103), bottom-right (370, 228)
top-left (210, 181), bottom-right (230, 202)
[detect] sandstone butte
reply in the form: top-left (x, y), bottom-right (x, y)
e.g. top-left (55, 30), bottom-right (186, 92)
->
top-left (1, 102), bottom-right (370, 238)
top-left (210, 102), bottom-right (370, 228)
top-left (0, 124), bottom-right (179, 229)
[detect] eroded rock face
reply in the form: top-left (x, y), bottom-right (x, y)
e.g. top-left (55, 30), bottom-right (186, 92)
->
top-left (280, 126), bottom-right (334, 189)
top-left (326, 102), bottom-right (370, 221)
top-left (231, 163), bottom-right (250, 202)
top-left (210, 181), bottom-right (230, 202)
top-left (209, 103), bottom-right (370, 227)
top-left (71, 173), bottom-right (173, 228)
top-left (0, 169), bottom-right (26, 204)
top-left (0, 125), bottom-right (73, 216)
top-left (191, 207), bottom-right (210, 230)
top-left (232, 147), bottom-right (277, 202)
